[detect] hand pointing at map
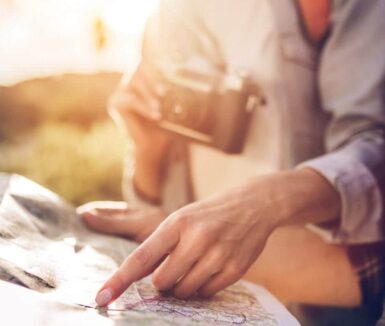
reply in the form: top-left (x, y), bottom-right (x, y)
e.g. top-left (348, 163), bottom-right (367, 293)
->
top-left (89, 169), bottom-right (340, 307)
top-left (93, 178), bottom-right (273, 306)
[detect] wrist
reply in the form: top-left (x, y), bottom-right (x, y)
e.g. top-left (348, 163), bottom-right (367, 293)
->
top-left (133, 168), bottom-right (162, 204)
top-left (133, 147), bottom-right (168, 203)
top-left (274, 168), bottom-right (341, 227)
top-left (133, 174), bottom-right (162, 205)
top-left (136, 145), bottom-right (165, 166)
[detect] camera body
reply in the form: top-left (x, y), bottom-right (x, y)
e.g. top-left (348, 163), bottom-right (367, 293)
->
top-left (158, 67), bottom-right (264, 154)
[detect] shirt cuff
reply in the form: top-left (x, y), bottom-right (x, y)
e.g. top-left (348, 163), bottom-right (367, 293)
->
top-left (298, 152), bottom-right (384, 244)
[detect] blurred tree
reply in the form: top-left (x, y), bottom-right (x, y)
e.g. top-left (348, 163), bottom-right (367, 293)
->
top-left (0, 73), bottom-right (131, 205)
top-left (0, 73), bottom-right (121, 140)
top-left (0, 121), bottom-right (130, 205)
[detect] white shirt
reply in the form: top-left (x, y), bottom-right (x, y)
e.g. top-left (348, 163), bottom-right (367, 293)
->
top-left (124, 0), bottom-right (385, 244)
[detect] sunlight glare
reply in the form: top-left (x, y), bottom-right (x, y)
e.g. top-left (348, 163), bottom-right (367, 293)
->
top-left (102, 0), bottom-right (159, 37)
top-left (0, 0), bottom-right (160, 85)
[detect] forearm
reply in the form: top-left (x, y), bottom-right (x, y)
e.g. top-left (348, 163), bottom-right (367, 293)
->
top-left (239, 169), bottom-right (341, 230)
top-left (273, 168), bottom-right (341, 227)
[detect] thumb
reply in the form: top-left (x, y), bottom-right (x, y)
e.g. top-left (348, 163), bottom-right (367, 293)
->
top-left (77, 202), bottom-right (139, 237)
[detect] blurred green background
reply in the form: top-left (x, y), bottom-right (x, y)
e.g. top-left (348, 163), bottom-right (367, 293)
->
top-left (0, 0), bottom-right (159, 206)
top-left (0, 73), bottom-right (132, 205)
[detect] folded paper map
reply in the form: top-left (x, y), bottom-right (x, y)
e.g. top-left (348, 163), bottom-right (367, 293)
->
top-left (0, 174), bottom-right (299, 325)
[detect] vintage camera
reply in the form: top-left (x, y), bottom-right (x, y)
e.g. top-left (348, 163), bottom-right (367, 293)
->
top-left (158, 67), bottom-right (265, 154)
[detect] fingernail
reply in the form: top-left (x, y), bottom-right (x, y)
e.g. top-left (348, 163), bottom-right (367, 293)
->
top-left (95, 288), bottom-right (113, 307)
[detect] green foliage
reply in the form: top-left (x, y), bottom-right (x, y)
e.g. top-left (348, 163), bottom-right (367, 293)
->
top-left (0, 121), bottom-right (130, 205)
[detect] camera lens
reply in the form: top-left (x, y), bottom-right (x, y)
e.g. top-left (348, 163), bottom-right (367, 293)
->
top-left (175, 104), bottom-right (189, 123)
top-left (161, 88), bottom-right (211, 133)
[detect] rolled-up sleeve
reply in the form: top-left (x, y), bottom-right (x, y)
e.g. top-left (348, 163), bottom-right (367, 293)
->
top-left (300, 0), bottom-right (385, 244)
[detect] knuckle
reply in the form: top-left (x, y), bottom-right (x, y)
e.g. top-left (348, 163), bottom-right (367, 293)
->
top-left (170, 212), bottom-right (191, 230)
top-left (151, 273), bottom-right (168, 291)
top-left (131, 246), bottom-right (152, 266)
top-left (200, 225), bottom-right (217, 238)
top-left (208, 248), bottom-right (227, 268)
top-left (173, 278), bottom-right (195, 297)
top-left (114, 271), bottom-right (127, 290)
top-left (157, 217), bottom-right (177, 233)
top-left (194, 223), bottom-right (213, 239)
top-left (214, 245), bottom-right (227, 258)
top-left (177, 212), bottom-right (191, 225)
top-left (226, 261), bottom-right (244, 279)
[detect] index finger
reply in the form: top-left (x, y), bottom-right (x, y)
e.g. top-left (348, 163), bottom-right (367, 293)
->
top-left (95, 222), bottom-right (179, 307)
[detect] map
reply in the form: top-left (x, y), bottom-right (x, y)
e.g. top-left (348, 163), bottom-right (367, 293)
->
top-left (0, 174), bottom-right (298, 325)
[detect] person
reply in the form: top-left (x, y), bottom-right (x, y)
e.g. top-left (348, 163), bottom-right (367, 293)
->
top-left (78, 0), bottom-right (385, 320)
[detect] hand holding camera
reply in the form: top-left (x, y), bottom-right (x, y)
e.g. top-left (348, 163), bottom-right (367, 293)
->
top-left (157, 66), bottom-right (265, 153)
top-left (108, 62), bottom-right (171, 153)
top-left (108, 59), bottom-right (265, 200)
top-left (108, 62), bottom-right (172, 201)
